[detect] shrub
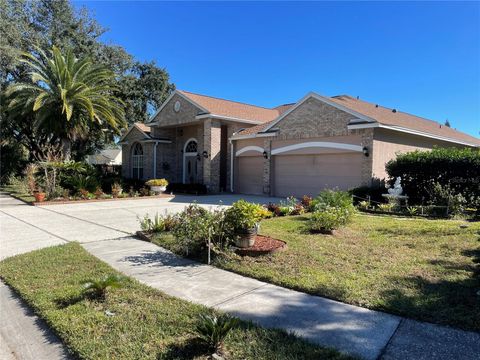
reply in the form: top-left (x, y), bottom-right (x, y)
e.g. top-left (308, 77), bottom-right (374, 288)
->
top-left (195, 313), bottom-right (239, 354)
top-left (378, 203), bottom-right (394, 212)
top-left (94, 187), bottom-right (104, 199)
top-left (300, 195), bottom-right (313, 210)
top-left (24, 163), bottom-right (38, 194)
top-left (145, 178), bottom-right (168, 187)
top-left (138, 213), bottom-right (166, 233)
top-left (266, 202), bottom-right (281, 216)
top-left (65, 174), bottom-right (99, 193)
top-left (171, 204), bottom-right (211, 255)
top-left (386, 147), bottom-right (480, 207)
top-left (82, 274), bottom-right (125, 300)
top-left (427, 182), bottom-right (466, 215)
top-left (357, 200), bottom-right (370, 210)
top-left (309, 207), bottom-right (350, 233)
top-left (139, 186), bottom-right (151, 196)
top-left (312, 189), bottom-right (355, 214)
top-left (111, 182), bottom-right (122, 198)
top-left (406, 206), bottom-right (418, 216)
top-left (291, 203), bottom-right (305, 215)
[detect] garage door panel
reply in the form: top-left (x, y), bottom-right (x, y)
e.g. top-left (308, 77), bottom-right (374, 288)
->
top-left (236, 156), bottom-right (263, 195)
top-left (274, 153), bottom-right (362, 198)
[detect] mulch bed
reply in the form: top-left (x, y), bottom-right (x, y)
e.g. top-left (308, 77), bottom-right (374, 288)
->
top-left (32, 194), bottom-right (174, 206)
top-left (235, 235), bottom-right (287, 257)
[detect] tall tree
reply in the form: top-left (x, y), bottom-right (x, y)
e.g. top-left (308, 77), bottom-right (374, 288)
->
top-left (5, 46), bottom-right (126, 159)
top-left (0, 0), bottom-right (173, 176)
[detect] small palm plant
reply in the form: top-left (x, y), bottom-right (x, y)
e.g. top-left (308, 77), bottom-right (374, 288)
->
top-left (195, 313), bottom-right (239, 354)
top-left (82, 274), bottom-right (125, 300)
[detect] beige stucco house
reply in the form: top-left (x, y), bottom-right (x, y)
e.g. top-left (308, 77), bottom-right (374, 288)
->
top-left (119, 90), bottom-right (480, 197)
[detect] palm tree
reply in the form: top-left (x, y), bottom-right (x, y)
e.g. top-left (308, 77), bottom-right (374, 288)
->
top-left (5, 46), bottom-right (126, 159)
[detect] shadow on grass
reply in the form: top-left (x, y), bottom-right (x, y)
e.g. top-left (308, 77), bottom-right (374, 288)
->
top-left (379, 241), bottom-right (480, 332)
top-left (161, 337), bottom-right (210, 359)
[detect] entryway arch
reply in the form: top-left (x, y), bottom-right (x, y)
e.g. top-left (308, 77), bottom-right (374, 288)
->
top-left (183, 138), bottom-right (198, 183)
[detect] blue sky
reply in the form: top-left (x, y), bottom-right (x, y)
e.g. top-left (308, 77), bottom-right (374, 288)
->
top-left (74, 1), bottom-right (479, 137)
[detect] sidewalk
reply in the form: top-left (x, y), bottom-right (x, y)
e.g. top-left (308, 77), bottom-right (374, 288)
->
top-left (0, 282), bottom-right (71, 360)
top-left (82, 236), bottom-right (479, 360)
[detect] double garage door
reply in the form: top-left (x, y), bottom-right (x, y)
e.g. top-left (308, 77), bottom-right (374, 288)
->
top-left (236, 153), bottom-right (362, 197)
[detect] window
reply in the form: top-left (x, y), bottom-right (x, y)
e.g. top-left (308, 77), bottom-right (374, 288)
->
top-left (132, 143), bottom-right (143, 179)
top-left (185, 140), bottom-right (197, 153)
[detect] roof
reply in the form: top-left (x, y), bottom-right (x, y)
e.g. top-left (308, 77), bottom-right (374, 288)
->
top-left (236, 93), bottom-right (479, 146)
top-left (134, 122), bottom-right (151, 133)
top-left (178, 90), bottom-right (290, 123)
top-left (329, 95), bottom-right (480, 146)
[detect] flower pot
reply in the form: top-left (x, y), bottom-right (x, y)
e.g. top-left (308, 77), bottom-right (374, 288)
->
top-left (235, 228), bottom-right (257, 248)
top-left (34, 192), bottom-right (46, 202)
top-left (150, 185), bottom-right (166, 194)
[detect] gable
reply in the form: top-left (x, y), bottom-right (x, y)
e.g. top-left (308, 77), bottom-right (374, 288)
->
top-left (122, 126), bottom-right (149, 143)
top-left (150, 92), bottom-right (206, 127)
top-left (273, 97), bottom-right (358, 139)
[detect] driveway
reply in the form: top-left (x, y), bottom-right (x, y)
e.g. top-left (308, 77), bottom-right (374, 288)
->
top-left (0, 193), bottom-right (281, 259)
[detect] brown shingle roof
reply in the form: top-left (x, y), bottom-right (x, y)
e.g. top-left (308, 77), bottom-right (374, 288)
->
top-left (135, 122), bottom-right (151, 133)
top-left (179, 90), bottom-right (284, 123)
top-left (329, 95), bottom-right (480, 146)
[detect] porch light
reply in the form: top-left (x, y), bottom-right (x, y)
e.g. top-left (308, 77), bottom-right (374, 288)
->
top-left (202, 150), bottom-right (209, 159)
top-left (263, 151), bottom-right (269, 159)
top-left (362, 146), bottom-right (369, 157)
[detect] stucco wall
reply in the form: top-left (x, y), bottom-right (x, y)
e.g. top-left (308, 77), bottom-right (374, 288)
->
top-left (371, 128), bottom-right (460, 181)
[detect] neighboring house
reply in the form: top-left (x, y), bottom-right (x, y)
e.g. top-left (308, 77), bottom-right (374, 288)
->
top-left (120, 90), bottom-right (480, 197)
top-left (86, 149), bottom-right (122, 166)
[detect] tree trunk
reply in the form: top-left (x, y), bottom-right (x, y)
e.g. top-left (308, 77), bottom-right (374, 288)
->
top-left (61, 138), bottom-right (71, 161)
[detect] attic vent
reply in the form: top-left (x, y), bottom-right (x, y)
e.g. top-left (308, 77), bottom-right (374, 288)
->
top-left (375, 104), bottom-right (379, 108)
top-left (392, 109), bottom-right (397, 113)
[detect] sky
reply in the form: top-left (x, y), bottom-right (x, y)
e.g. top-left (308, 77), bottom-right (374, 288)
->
top-left (74, 1), bottom-right (480, 137)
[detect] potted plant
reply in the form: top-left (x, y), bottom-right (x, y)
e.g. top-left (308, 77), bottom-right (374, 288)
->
top-left (33, 188), bottom-right (46, 202)
top-left (225, 200), bottom-right (268, 248)
top-left (145, 179), bottom-right (169, 194)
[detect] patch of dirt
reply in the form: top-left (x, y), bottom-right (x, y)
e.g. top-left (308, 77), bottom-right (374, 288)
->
top-left (235, 235), bottom-right (287, 257)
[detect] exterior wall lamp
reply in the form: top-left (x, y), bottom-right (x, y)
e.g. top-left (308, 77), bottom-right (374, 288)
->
top-left (202, 150), bottom-right (209, 159)
top-left (362, 146), bottom-right (369, 157)
top-left (263, 151), bottom-right (269, 159)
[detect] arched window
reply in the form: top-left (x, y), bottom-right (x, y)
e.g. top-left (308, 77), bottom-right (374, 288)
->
top-left (132, 143), bottom-right (143, 179)
top-left (184, 140), bottom-right (197, 153)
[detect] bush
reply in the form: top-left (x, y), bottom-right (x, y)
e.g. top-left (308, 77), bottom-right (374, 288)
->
top-left (309, 207), bottom-right (351, 233)
top-left (308, 190), bottom-right (356, 233)
top-left (195, 313), bottom-right (239, 354)
top-left (145, 178), bottom-right (168, 187)
top-left (427, 182), bottom-right (466, 215)
top-left (386, 147), bottom-right (480, 207)
top-left (138, 213), bottom-right (166, 233)
top-left (312, 189), bottom-right (355, 213)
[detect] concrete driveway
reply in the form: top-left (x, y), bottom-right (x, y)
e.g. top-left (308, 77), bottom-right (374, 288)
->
top-left (0, 193), bottom-right (280, 259)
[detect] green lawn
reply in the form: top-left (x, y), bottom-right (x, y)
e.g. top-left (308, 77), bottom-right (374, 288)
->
top-left (0, 243), bottom-right (349, 360)
top-left (153, 213), bottom-right (480, 332)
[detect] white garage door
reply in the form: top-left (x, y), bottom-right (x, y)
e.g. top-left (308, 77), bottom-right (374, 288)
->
top-left (235, 156), bottom-right (264, 195)
top-left (273, 153), bottom-right (363, 198)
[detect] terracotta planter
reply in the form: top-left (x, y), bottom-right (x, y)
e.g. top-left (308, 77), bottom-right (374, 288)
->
top-left (34, 192), bottom-right (46, 202)
top-left (150, 185), bottom-right (166, 194)
top-left (235, 228), bottom-right (257, 248)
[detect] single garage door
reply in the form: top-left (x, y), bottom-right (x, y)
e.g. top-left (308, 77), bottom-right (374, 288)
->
top-left (235, 156), bottom-right (264, 195)
top-left (273, 153), bottom-right (363, 198)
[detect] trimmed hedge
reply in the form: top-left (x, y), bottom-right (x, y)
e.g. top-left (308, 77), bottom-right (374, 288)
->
top-left (385, 147), bottom-right (480, 207)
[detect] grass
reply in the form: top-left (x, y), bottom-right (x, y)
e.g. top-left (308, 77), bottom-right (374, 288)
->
top-left (0, 243), bottom-right (350, 360)
top-left (152, 213), bottom-right (480, 332)
top-left (0, 184), bottom-right (35, 203)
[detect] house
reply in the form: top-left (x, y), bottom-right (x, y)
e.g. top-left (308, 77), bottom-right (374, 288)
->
top-left (86, 149), bottom-right (122, 166)
top-left (119, 90), bottom-right (480, 197)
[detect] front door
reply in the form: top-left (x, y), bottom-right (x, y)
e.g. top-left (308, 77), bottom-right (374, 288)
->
top-left (185, 155), bottom-right (198, 183)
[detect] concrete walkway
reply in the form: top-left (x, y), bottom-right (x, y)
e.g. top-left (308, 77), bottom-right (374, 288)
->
top-left (1, 193), bottom-right (479, 360)
top-left (0, 282), bottom-right (71, 359)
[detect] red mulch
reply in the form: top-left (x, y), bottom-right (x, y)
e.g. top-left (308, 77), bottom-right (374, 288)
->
top-left (235, 235), bottom-right (287, 257)
top-left (32, 194), bottom-right (174, 206)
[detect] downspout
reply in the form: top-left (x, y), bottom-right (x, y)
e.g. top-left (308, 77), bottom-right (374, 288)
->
top-left (153, 141), bottom-right (158, 178)
top-left (230, 140), bottom-right (234, 192)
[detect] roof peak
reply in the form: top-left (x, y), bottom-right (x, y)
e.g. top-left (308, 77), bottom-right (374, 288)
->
top-left (179, 89), bottom-right (282, 112)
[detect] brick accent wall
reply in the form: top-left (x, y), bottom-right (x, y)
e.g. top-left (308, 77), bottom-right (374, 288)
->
top-left (152, 93), bottom-right (202, 127)
top-left (263, 139), bottom-right (272, 195)
top-left (202, 119), bottom-right (222, 192)
top-left (121, 127), bottom-right (152, 180)
top-left (275, 97), bottom-right (357, 139)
